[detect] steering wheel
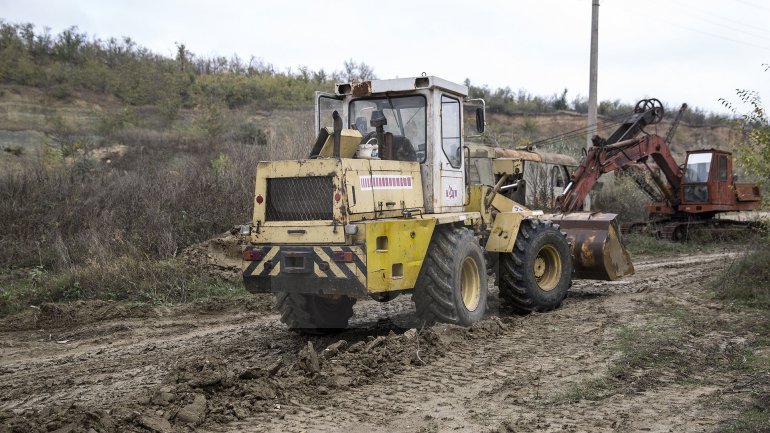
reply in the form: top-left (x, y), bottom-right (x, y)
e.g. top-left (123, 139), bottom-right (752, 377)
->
top-left (359, 131), bottom-right (378, 145)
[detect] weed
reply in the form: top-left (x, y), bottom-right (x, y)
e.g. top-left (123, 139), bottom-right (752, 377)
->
top-left (0, 258), bottom-right (246, 317)
top-left (235, 121), bottom-right (267, 145)
top-left (623, 233), bottom-right (722, 256)
top-left (559, 376), bottom-right (612, 402)
top-left (211, 152), bottom-right (230, 173)
top-left (719, 393), bottom-right (770, 433)
top-left (28, 265), bottom-right (45, 288)
top-left (714, 246), bottom-right (770, 309)
top-left (3, 144), bottom-right (24, 156)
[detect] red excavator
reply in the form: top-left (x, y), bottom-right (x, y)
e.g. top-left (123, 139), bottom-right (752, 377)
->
top-left (558, 99), bottom-right (762, 241)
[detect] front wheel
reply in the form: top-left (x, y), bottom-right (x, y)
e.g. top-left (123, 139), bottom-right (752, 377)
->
top-left (499, 219), bottom-right (572, 313)
top-left (413, 226), bottom-right (488, 326)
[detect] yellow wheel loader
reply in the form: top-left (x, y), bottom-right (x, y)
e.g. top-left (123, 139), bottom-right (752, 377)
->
top-left (241, 76), bottom-right (633, 332)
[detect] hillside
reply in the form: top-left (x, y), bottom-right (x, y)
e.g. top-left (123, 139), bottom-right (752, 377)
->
top-left (0, 20), bottom-right (757, 316)
top-left (0, 84), bottom-right (740, 169)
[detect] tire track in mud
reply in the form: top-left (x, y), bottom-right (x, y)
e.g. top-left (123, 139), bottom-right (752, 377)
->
top-left (0, 312), bottom-right (280, 413)
top-left (232, 251), bottom-right (742, 433)
top-left (0, 250), bottom-right (751, 432)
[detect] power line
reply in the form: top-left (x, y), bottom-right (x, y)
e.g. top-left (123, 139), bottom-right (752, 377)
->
top-left (689, 5), bottom-right (770, 36)
top-left (664, 19), bottom-right (770, 52)
top-left (528, 112), bottom-right (633, 148)
top-left (670, 1), bottom-right (770, 43)
top-left (735, 0), bottom-right (770, 14)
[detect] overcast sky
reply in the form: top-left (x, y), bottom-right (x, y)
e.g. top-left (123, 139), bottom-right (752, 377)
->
top-left (2, 0), bottom-right (769, 114)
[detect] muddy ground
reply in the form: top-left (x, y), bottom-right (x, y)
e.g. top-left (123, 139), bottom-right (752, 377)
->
top-left (1, 248), bottom-right (768, 433)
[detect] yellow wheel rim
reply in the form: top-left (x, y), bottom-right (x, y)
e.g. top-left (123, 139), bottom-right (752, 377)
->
top-left (534, 245), bottom-right (561, 291)
top-left (460, 257), bottom-right (481, 311)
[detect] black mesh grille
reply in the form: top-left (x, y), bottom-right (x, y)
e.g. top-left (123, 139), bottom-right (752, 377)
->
top-left (265, 176), bottom-right (334, 221)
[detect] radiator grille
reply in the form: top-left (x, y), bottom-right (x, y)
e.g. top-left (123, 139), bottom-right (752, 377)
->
top-left (265, 176), bottom-right (334, 221)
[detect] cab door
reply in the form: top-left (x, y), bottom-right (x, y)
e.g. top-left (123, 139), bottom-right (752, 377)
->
top-left (438, 95), bottom-right (465, 211)
top-left (315, 92), bottom-right (345, 133)
top-left (712, 153), bottom-right (732, 205)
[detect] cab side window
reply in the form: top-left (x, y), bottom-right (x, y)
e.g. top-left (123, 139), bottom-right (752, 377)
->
top-left (718, 155), bottom-right (728, 181)
top-left (441, 96), bottom-right (461, 168)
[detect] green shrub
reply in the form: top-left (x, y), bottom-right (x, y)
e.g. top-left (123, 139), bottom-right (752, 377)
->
top-left (235, 121), bottom-right (267, 145)
top-left (97, 108), bottom-right (137, 136)
top-left (591, 175), bottom-right (650, 225)
top-left (0, 258), bottom-right (244, 316)
top-left (3, 144), bottom-right (24, 156)
top-left (714, 243), bottom-right (770, 308)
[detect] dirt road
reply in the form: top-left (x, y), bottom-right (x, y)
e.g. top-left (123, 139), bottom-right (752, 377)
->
top-left (1, 249), bottom-right (767, 432)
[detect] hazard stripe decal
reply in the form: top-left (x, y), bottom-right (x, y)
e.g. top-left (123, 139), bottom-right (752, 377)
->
top-left (322, 247), bottom-right (357, 281)
top-left (311, 252), bottom-right (335, 278)
top-left (243, 245), bottom-right (366, 284)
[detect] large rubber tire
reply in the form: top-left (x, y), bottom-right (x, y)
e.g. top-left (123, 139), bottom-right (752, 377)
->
top-left (275, 293), bottom-right (355, 333)
top-left (413, 226), bottom-right (488, 326)
top-left (499, 219), bottom-right (572, 313)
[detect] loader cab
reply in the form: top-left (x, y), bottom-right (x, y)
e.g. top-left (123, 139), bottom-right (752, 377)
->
top-left (681, 150), bottom-right (733, 208)
top-left (316, 76), bottom-right (477, 214)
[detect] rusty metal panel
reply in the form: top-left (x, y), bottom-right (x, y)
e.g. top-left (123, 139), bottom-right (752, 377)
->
top-left (735, 183), bottom-right (761, 202)
top-left (351, 81), bottom-right (372, 97)
top-left (545, 212), bottom-right (635, 281)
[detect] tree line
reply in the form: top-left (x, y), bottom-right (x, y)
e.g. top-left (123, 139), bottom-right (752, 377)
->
top-left (0, 21), bottom-right (729, 127)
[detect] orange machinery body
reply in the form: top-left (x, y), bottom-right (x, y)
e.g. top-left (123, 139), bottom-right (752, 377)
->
top-left (646, 148), bottom-right (761, 217)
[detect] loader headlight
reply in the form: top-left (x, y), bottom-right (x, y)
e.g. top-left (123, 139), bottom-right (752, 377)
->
top-left (344, 224), bottom-right (358, 235)
top-left (239, 225), bottom-right (251, 236)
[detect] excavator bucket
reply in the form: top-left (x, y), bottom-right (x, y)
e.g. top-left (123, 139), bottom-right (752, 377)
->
top-left (544, 212), bottom-right (634, 281)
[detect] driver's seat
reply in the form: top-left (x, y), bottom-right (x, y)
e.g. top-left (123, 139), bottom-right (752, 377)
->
top-left (391, 135), bottom-right (418, 162)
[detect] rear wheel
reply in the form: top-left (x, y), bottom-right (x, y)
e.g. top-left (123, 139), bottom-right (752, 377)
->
top-left (413, 226), bottom-right (488, 326)
top-left (499, 219), bottom-right (572, 313)
top-left (275, 293), bottom-right (355, 333)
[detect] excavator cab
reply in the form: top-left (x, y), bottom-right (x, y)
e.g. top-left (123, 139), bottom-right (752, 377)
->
top-left (682, 150), bottom-right (731, 206)
top-left (682, 151), bottom-right (713, 203)
top-left (680, 149), bottom-right (761, 213)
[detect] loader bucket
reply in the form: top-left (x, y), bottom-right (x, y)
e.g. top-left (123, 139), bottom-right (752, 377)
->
top-left (544, 213), bottom-right (634, 281)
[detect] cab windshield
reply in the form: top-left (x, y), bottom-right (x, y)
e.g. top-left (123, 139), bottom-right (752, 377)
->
top-left (349, 95), bottom-right (426, 162)
top-left (684, 153), bottom-right (713, 183)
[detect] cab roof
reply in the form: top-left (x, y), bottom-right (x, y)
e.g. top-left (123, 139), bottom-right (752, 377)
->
top-left (335, 76), bottom-right (468, 98)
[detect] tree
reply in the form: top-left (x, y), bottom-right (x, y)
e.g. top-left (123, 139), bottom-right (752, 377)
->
top-left (721, 66), bottom-right (770, 198)
top-left (342, 59), bottom-right (376, 82)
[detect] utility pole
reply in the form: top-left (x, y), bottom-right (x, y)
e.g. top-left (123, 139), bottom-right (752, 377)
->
top-left (585, 0), bottom-right (599, 212)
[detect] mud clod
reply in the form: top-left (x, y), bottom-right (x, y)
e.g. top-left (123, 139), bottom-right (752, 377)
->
top-left (297, 341), bottom-right (320, 373)
top-left (364, 335), bottom-right (387, 352)
top-left (138, 414), bottom-right (172, 432)
top-left (175, 393), bottom-right (207, 425)
top-left (321, 339), bottom-right (348, 359)
top-left (150, 387), bottom-right (176, 406)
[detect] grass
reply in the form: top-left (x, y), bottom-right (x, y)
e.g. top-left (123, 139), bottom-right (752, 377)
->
top-left (713, 246), bottom-right (770, 309)
top-left (0, 258), bottom-right (247, 317)
top-left (555, 299), bottom-right (770, 406)
top-left (559, 376), bottom-right (612, 402)
top-left (623, 232), bottom-right (729, 256)
top-left (719, 394), bottom-right (770, 433)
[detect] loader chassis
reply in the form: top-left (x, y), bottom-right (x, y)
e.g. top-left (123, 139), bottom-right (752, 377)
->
top-left (242, 76), bottom-right (630, 331)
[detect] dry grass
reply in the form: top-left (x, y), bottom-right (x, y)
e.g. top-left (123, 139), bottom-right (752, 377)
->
top-left (0, 110), bottom-right (314, 315)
